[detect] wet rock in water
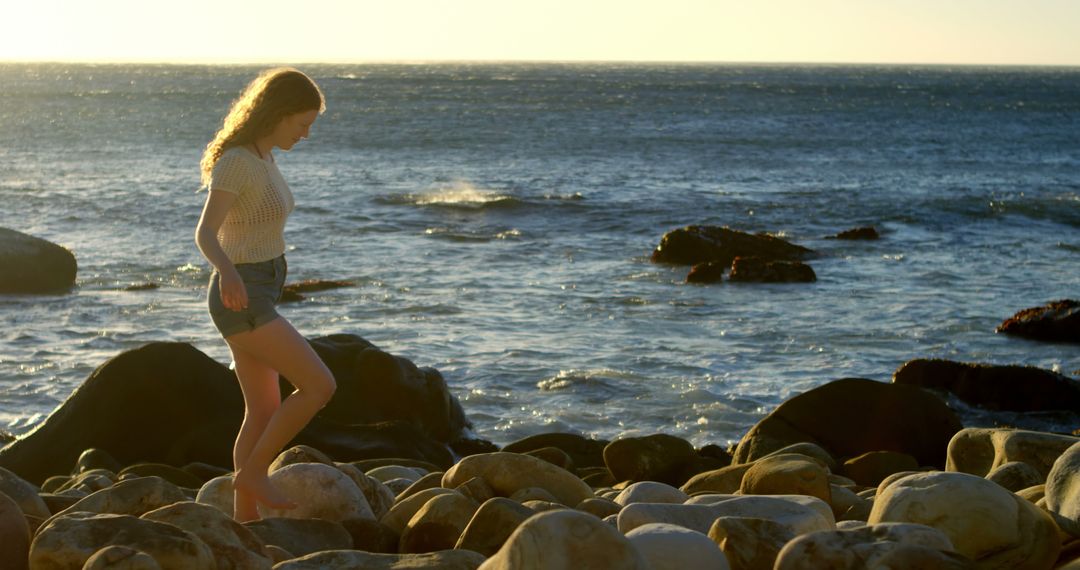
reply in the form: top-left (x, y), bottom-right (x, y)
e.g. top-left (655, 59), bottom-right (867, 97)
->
top-left (893, 358), bottom-right (1080, 413)
top-left (829, 226), bottom-right (880, 240)
top-left (686, 261), bottom-right (726, 284)
top-left (243, 517), bottom-right (353, 558)
top-left (709, 516), bottom-right (794, 570)
top-left (501, 432), bottom-right (609, 469)
top-left (122, 283), bottom-right (159, 292)
top-left (841, 450), bottom-right (920, 487)
top-left (455, 497), bottom-right (536, 557)
top-left (0, 227), bottom-right (77, 294)
top-left (260, 462), bottom-right (375, 522)
top-left (624, 523), bottom-right (731, 570)
top-left (996, 299), bottom-right (1080, 343)
top-left (276, 550), bottom-right (487, 570)
top-left (733, 378), bottom-right (962, 469)
top-left (869, 471), bottom-right (1061, 569)
top-left (443, 452), bottom-right (594, 507)
top-left (141, 501), bottom-right (272, 570)
top-left (30, 512), bottom-right (215, 569)
top-left (0, 490), bottom-right (30, 570)
top-left (603, 434), bottom-right (698, 486)
top-left (1045, 441), bottom-right (1080, 528)
top-left (652, 225), bottom-right (814, 266)
top-left (728, 256), bottom-right (816, 283)
top-left (946, 428), bottom-right (1079, 479)
top-left (480, 509), bottom-right (649, 570)
top-left (278, 279), bottom-right (356, 303)
top-left (82, 545), bottom-right (162, 570)
top-left (399, 492), bottom-right (479, 554)
top-left (774, 523), bottom-right (973, 570)
top-left (52, 476), bottom-right (188, 518)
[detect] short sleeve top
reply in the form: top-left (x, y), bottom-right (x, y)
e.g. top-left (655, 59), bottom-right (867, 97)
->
top-left (209, 146), bottom-right (295, 264)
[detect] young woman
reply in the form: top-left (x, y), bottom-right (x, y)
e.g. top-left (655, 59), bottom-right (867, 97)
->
top-left (195, 68), bottom-right (337, 522)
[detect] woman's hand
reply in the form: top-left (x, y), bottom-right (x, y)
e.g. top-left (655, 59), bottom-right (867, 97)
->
top-left (218, 268), bottom-right (249, 311)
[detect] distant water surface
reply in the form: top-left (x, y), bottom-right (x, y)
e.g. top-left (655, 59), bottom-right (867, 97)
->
top-left (0, 63), bottom-right (1077, 446)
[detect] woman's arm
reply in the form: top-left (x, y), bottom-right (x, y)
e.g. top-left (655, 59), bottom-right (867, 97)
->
top-left (195, 190), bottom-right (248, 311)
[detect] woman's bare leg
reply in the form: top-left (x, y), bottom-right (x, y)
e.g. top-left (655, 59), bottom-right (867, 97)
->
top-left (224, 317), bottom-right (337, 511)
top-left (228, 344), bottom-right (283, 522)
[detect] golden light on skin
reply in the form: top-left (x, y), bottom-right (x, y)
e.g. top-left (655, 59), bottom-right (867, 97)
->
top-left (0, 0), bottom-right (1078, 65)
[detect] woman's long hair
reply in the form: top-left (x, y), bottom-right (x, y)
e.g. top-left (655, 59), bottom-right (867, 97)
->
top-left (199, 68), bottom-right (325, 189)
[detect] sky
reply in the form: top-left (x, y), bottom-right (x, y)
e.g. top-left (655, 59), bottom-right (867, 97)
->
top-left (1, 0), bottom-right (1079, 66)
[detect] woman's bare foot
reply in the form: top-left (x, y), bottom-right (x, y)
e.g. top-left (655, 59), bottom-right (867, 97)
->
top-left (233, 469), bottom-right (297, 510)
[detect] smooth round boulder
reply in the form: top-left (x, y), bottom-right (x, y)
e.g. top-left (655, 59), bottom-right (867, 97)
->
top-left (946, 428), bottom-right (1079, 478)
top-left (395, 471), bottom-right (446, 502)
top-left (479, 510), bottom-right (648, 570)
top-left (53, 476), bottom-right (188, 518)
top-left (0, 466), bottom-right (50, 519)
top-left (260, 462), bottom-right (375, 522)
top-left (614, 481), bottom-right (689, 506)
top-left (82, 545), bottom-right (161, 570)
top-left (680, 463), bottom-right (753, 496)
top-left (442, 452), bottom-right (594, 507)
top-left (1045, 441), bottom-right (1080, 525)
top-left (0, 490), bottom-right (30, 570)
top-left (455, 497), bottom-right (536, 557)
top-left (194, 474), bottom-right (233, 516)
top-left (0, 227), bottom-right (77, 293)
top-left (502, 433), bottom-right (609, 469)
top-left (576, 497), bottom-right (622, 519)
top-left (619, 495), bottom-right (834, 537)
top-left (841, 450), bottom-right (920, 487)
top-left (243, 517), bottom-right (352, 558)
top-left (334, 462), bottom-right (396, 520)
top-left (708, 516), bottom-right (794, 570)
top-left (739, 453), bottom-right (831, 503)
top-left (986, 461), bottom-right (1044, 492)
top-left (274, 549), bottom-right (488, 570)
top-left (625, 523), bottom-right (730, 570)
top-left (117, 464), bottom-right (203, 490)
top-left (381, 487), bottom-right (459, 535)
top-left (366, 465), bottom-right (426, 483)
top-left (603, 434), bottom-right (697, 486)
top-left (399, 492), bottom-right (479, 554)
top-left (141, 501), bottom-right (272, 569)
top-left (774, 523), bottom-right (972, 570)
top-left (869, 471), bottom-right (1060, 569)
top-left (734, 378), bottom-right (961, 469)
top-left (29, 512), bottom-right (214, 569)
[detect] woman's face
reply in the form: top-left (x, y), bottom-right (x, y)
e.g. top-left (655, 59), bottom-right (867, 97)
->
top-left (272, 110), bottom-right (319, 151)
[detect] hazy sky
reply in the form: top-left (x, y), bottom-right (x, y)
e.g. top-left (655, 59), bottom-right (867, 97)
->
top-left (2, 0), bottom-right (1079, 65)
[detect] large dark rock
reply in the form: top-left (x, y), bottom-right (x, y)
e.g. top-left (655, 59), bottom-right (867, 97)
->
top-left (996, 300), bottom-right (1080, 344)
top-left (728, 256), bottom-right (816, 283)
top-left (733, 378), bottom-right (962, 468)
top-left (502, 433), bottom-right (609, 469)
top-left (893, 359), bottom-right (1080, 413)
top-left (0, 228), bottom-right (77, 293)
top-left (603, 434), bottom-right (698, 486)
top-left (829, 227), bottom-right (880, 240)
top-left (0, 336), bottom-right (484, 484)
top-left (652, 225), bottom-right (814, 266)
top-left (686, 261), bottom-right (726, 284)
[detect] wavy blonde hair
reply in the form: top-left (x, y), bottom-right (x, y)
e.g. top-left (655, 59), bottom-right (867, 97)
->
top-left (200, 68), bottom-right (325, 189)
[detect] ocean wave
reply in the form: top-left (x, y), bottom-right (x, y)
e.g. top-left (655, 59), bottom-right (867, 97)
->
top-left (376, 182), bottom-right (523, 210)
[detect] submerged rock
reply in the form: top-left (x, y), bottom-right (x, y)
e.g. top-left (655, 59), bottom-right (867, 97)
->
top-left (893, 358), bottom-right (1080, 413)
top-left (278, 279), bottom-right (356, 303)
top-left (728, 256), bottom-right (816, 283)
top-left (652, 225), bottom-right (814, 266)
top-left (686, 261), bottom-right (726, 284)
top-left (829, 226), bottom-right (881, 240)
top-left (997, 299), bottom-right (1080, 343)
top-left (0, 227), bottom-right (77, 294)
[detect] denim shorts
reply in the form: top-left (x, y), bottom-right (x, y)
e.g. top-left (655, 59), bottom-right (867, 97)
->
top-left (207, 255), bottom-right (287, 338)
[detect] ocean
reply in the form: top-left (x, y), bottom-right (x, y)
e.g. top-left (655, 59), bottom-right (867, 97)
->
top-left (1, 62), bottom-right (1077, 449)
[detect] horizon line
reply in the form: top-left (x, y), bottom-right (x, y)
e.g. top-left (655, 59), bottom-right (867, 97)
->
top-left (2, 57), bottom-right (1079, 69)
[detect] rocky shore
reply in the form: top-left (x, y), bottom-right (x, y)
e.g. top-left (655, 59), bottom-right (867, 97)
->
top-left (0, 336), bottom-right (1077, 569)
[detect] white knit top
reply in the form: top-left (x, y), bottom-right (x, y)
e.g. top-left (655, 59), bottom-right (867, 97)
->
top-left (209, 147), bottom-right (295, 264)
